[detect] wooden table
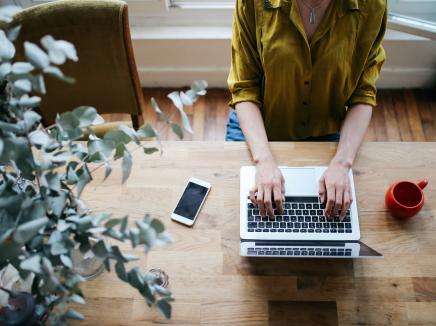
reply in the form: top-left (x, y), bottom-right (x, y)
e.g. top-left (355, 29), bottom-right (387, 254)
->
top-left (78, 142), bottom-right (436, 325)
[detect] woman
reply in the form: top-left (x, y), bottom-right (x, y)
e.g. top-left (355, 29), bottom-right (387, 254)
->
top-left (227, 0), bottom-right (387, 219)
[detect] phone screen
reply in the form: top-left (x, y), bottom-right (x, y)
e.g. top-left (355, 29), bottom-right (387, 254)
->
top-left (174, 182), bottom-right (209, 220)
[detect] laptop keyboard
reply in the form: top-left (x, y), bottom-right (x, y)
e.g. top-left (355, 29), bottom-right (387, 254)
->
top-left (247, 196), bottom-right (352, 234)
top-left (246, 246), bottom-right (352, 257)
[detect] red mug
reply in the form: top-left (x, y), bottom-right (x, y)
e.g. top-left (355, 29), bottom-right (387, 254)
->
top-left (385, 179), bottom-right (428, 218)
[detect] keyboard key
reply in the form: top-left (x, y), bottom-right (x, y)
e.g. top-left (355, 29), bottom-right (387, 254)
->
top-left (310, 210), bottom-right (316, 215)
top-left (266, 222), bottom-right (272, 228)
top-left (315, 229), bottom-right (321, 233)
top-left (284, 216), bottom-right (290, 222)
top-left (270, 229), bottom-right (277, 232)
top-left (331, 229), bottom-right (337, 233)
top-left (316, 223), bottom-right (322, 228)
top-left (255, 229), bottom-right (262, 232)
top-left (321, 203), bottom-right (326, 209)
top-left (338, 230), bottom-right (344, 233)
top-left (286, 251), bottom-right (293, 255)
top-left (299, 203), bottom-right (305, 209)
top-left (323, 223), bottom-right (330, 228)
top-left (303, 210), bottom-right (309, 215)
top-left (280, 251), bottom-right (286, 255)
top-left (248, 203), bottom-right (255, 209)
top-left (294, 251), bottom-right (301, 256)
top-left (337, 252), bottom-right (344, 256)
top-left (293, 229), bottom-right (299, 233)
top-left (248, 216), bottom-right (254, 221)
top-left (298, 216), bottom-right (304, 222)
top-left (289, 209), bottom-right (295, 215)
top-left (309, 223), bottom-right (315, 228)
top-left (302, 223), bottom-right (308, 228)
top-left (248, 229), bottom-right (254, 232)
top-left (262, 216), bottom-right (268, 221)
top-left (338, 223), bottom-right (344, 228)
top-left (287, 222), bottom-right (293, 228)
top-left (248, 222), bottom-right (257, 228)
top-left (278, 229), bottom-right (284, 233)
top-left (280, 222), bottom-right (286, 228)
top-left (308, 229), bottom-right (314, 233)
top-left (259, 251), bottom-right (265, 255)
top-left (346, 229), bottom-right (352, 233)
top-left (345, 223), bottom-right (352, 228)
top-left (286, 229), bottom-right (292, 232)
top-left (345, 252), bottom-right (351, 256)
top-left (302, 251), bottom-right (308, 256)
top-left (323, 229), bottom-right (329, 233)
top-left (248, 209), bottom-right (253, 217)
top-left (319, 216), bottom-right (326, 222)
top-left (291, 216), bottom-right (297, 222)
top-left (305, 216), bottom-right (311, 222)
top-left (276, 216), bottom-right (283, 221)
top-left (259, 222), bottom-right (265, 228)
top-left (273, 222), bottom-right (279, 228)
top-left (309, 251), bottom-right (315, 256)
top-left (317, 210), bottom-right (324, 215)
top-left (300, 229), bottom-right (307, 233)
top-left (255, 216), bottom-right (261, 221)
top-left (331, 223), bottom-right (337, 228)
top-left (294, 222), bottom-right (301, 228)
top-left (266, 251), bottom-right (272, 255)
top-left (292, 203), bottom-right (298, 209)
top-left (284, 203), bottom-right (291, 209)
top-left (273, 251), bottom-right (279, 255)
top-left (263, 229), bottom-right (269, 232)
top-left (253, 209), bottom-right (260, 215)
top-left (307, 204), bottom-right (312, 209)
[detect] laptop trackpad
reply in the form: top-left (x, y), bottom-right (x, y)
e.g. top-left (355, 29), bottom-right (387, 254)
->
top-left (282, 168), bottom-right (318, 196)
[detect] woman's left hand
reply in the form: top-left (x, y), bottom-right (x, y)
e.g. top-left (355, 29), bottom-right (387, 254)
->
top-left (318, 161), bottom-right (353, 221)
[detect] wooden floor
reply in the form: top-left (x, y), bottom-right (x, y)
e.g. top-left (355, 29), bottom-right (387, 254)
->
top-left (102, 89), bottom-right (436, 142)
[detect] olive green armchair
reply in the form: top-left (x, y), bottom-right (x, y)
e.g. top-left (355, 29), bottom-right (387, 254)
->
top-left (12, 0), bottom-right (144, 134)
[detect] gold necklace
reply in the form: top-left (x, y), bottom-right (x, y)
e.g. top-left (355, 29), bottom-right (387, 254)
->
top-left (300, 0), bottom-right (326, 25)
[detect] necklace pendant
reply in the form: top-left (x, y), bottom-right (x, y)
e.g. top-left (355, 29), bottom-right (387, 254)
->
top-left (309, 9), bottom-right (315, 24)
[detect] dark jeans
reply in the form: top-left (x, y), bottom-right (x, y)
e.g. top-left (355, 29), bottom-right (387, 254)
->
top-left (225, 110), bottom-right (340, 142)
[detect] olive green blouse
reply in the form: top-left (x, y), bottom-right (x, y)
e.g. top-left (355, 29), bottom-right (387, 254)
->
top-left (228, 0), bottom-right (387, 140)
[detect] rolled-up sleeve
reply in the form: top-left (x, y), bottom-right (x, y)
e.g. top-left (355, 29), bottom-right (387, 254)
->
top-left (227, 0), bottom-right (263, 108)
top-left (347, 7), bottom-right (387, 107)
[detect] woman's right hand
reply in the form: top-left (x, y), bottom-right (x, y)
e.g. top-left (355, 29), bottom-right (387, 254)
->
top-left (249, 160), bottom-right (285, 218)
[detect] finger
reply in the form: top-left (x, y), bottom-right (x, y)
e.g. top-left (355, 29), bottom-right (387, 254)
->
top-left (263, 187), bottom-right (274, 218)
top-left (257, 188), bottom-right (265, 217)
top-left (318, 176), bottom-right (326, 203)
top-left (332, 186), bottom-right (343, 218)
top-left (273, 185), bottom-right (284, 214)
top-left (325, 184), bottom-right (335, 220)
top-left (249, 186), bottom-right (258, 206)
top-left (340, 188), bottom-right (351, 221)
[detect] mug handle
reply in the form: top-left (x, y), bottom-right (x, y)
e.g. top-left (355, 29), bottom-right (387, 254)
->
top-left (418, 179), bottom-right (428, 190)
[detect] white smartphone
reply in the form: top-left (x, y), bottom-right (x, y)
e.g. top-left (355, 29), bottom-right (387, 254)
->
top-left (171, 177), bottom-right (211, 226)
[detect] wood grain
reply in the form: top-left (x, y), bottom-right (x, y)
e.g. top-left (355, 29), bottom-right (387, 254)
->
top-left (75, 142), bottom-right (436, 325)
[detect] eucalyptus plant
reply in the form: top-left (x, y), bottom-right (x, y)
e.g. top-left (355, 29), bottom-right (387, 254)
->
top-left (0, 5), bottom-right (207, 325)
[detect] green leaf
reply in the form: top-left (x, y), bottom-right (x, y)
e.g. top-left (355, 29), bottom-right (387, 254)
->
top-left (73, 106), bottom-right (97, 128)
top-left (29, 129), bottom-right (51, 147)
top-left (191, 80), bottom-right (208, 93)
top-left (91, 240), bottom-right (109, 258)
top-left (121, 151), bottom-right (132, 184)
top-left (143, 147), bottom-right (159, 155)
top-left (0, 30), bottom-right (15, 60)
top-left (0, 62), bottom-right (11, 79)
top-left (0, 6), bottom-right (22, 23)
top-left (14, 79), bottom-right (32, 93)
top-left (157, 299), bottom-right (172, 319)
top-left (69, 294), bottom-right (85, 305)
top-left (93, 212), bottom-right (112, 225)
top-left (150, 219), bottom-right (165, 233)
top-left (64, 309), bottom-right (85, 321)
top-left (104, 161), bottom-right (112, 180)
top-left (20, 255), bottom-right (42, 274)
top-left (180, 91), bottom-right (194, 105)
top-left (23, 110), bottom-right (41, 130)
top-left (14, 217), bottom-right (49, 245)
top-left (11, 62), bottom-right (34, 74)
top-left (19, 94), bottom-right (41, 108)
top-left (115, 261), bottom-right (128, 282)
top-left (139, 123), bottom-right (157, 139)
top-left (60, 254), bottom-right (73, 268)
top-left (41, 35), bottom-right (78, 64)
top-left (167, 91), bottom-right (183, 111)
top-left (151, 97), bottom-right (169, 122)
top-left (7, 25), bottom-right (21, 41)
top-left (76, 165), bottom-right (91, 197)
top-left (104, 129), bottom-right (132, 145)
top-left (32, 74), bottom-right (46, 94)
top-left (170, 123), bottom-right (183, 139)
top-left (24, 41), bottom-right (50, 69)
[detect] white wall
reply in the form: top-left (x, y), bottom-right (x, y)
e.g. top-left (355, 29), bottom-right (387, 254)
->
top-left (132, 28), bottom-right (436, 89)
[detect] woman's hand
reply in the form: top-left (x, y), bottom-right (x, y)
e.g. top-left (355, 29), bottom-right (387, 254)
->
top-left (250, 160), bottom-right (285, 218)
top-left (318, 161), bottom-right (353, 221)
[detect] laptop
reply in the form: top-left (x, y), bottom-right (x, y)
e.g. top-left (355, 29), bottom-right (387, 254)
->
top-left (239, 166), bottom-right (382, 258)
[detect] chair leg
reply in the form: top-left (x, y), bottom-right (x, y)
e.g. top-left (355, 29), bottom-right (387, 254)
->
top-left (131, 114), bottom-right (144, 130)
